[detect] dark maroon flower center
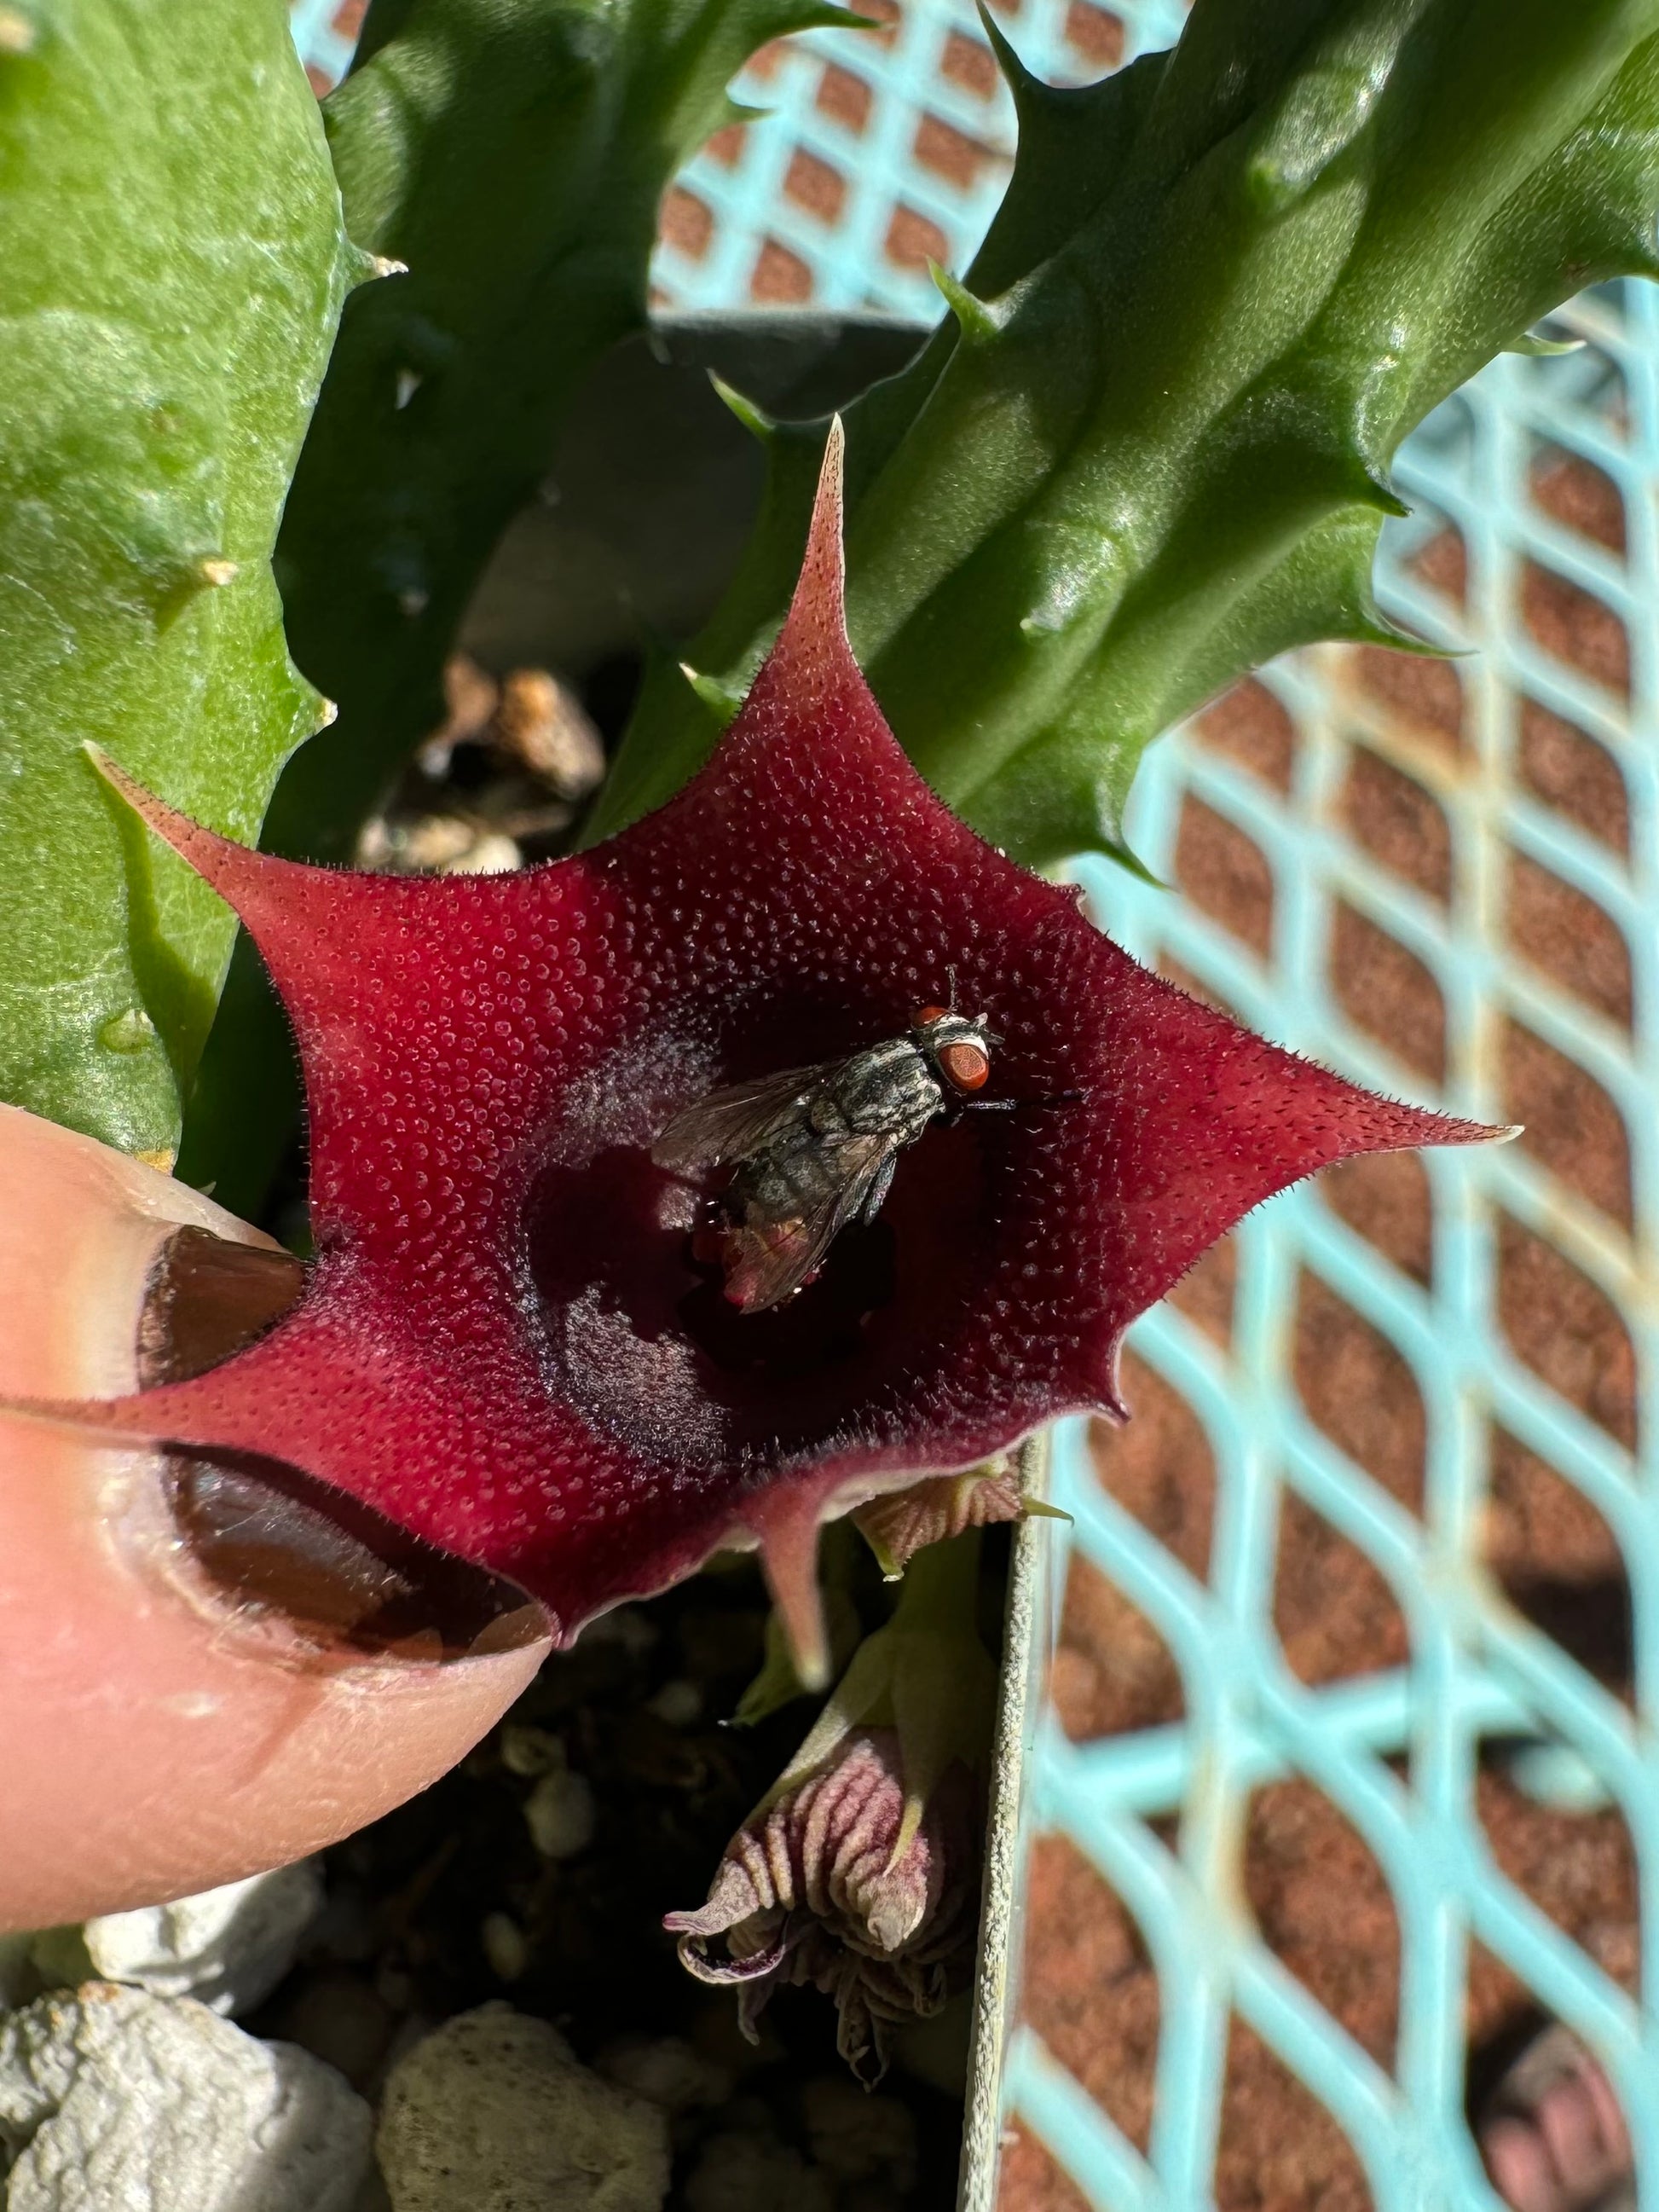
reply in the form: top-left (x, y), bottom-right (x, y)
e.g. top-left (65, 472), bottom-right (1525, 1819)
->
top-left (523, 993), bottom-right (1002, 1470)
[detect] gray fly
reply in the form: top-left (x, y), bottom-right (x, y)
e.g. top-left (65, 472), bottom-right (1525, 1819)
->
top-left (651, 1001), bottom-right (1012, 1313)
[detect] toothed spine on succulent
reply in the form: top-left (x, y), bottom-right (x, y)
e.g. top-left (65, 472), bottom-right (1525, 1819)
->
top-left (929, 260), bottom-right (999, 344)
top-left (708, 373), bottom-right (775, 443)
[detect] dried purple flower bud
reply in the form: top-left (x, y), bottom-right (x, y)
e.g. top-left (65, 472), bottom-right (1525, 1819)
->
top-left (667, 1727), bottom-right (980, 2084)
top-left (668, 1532), bottom-right (995, 2081)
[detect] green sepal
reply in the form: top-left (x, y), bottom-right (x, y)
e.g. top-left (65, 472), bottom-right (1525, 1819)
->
top-left (1508, 329), bottom-right (1588, 356)
top-left (680, 663), bottom-right (747, 725)
top-left (731, 1575), bottom-right (863, 1724)
top-left (928, 260), bottom-right (1000, 345)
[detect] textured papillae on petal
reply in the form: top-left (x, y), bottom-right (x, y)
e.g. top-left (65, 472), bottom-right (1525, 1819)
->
top-left (32, 421), bottom-right (1494, 1665)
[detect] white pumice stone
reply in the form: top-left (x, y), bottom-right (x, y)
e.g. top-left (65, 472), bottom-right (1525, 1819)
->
top-left (72, 1860), bottom-right (324, 2017)
top-left (682, 2133), bottom-right (835, 2212)
top-left (377, 2004), bottom-right (670, 2212)
top-left (0, 1982), bottom-right (371, 2212)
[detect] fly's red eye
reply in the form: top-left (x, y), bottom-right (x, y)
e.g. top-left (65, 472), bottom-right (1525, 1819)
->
top-left (939, 1040), bottom-right (990, 1092)
top-left (913, 1004), bottom-right (949, 1027)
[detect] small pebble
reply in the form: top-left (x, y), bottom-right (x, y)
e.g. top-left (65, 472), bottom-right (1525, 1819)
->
top-left (377, 2003), bottom-right (669, 2212)
top-left (596, 2034), bottom-right (731, 2115)
top-left (481, 1912), bottom-right (529, 1983)
top-left (524, 1767), bottom-right (598, 1859)
top-left (271, 1969), bottom-right (393, 2088)
top-left (682, 2133), bottom-right (834, 2212)
top-left (802, 2074), bottom-right (917, 2189)
top-left (492, 668), bottom-right (606, 798)
top-left (0, 1932), bottom-right (35, 2008)
top-left (376, 1962), bottom-right (419, 2014)
top-left (500, 1723), bottom-right (566, 1777)
top-left (441, 831), bottom-right (520, 876)
top-left (646, 1679), bottom-right (702, 1728)
top-left (308, 1883), bottom-right (378, 1966)
top-left (0, 1982), bottom-right (369, 2212)
top-left (65, 1862), bottom-right (324, 2018)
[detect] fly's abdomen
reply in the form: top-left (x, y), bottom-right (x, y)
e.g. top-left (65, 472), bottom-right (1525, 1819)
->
top-left (734, 1121), bottom-right (851, 1218)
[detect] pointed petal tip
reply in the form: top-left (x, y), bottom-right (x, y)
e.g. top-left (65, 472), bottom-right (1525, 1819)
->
top-left (680, 663), bottom-right (744, 727)
top-left (929, 260), bottom-right (999, 342)
top-left (0, 1384), bottom-right (154, 1448)
top-left (82, 736), bottom-right (120, 785)
top-left (1391, 1102), bottom-right (1516, 1152)
top-left (708, 373), bottom-right (774, 442)
top-left (974, 0), bottom-right (1034, 87)
top-left (84, 744), bottom-right (298, 925)
top-left (771, 416), bottom-right (848, 679)
top-left (1021, 1497), bottom-right (1074, 1526)
top-left (83, 746), bottom-right (197, 860)
top-left (813, 413), bottom-right (847, 554)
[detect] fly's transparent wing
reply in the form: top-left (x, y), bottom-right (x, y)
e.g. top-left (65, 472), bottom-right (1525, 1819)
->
top-left (722, 1133), bottom-right (896, 1312)
top-left (651, 1063), bottom-right (836, 1170)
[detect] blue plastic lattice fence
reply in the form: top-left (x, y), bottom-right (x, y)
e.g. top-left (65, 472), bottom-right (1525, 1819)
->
top-left (1007, 292), bottom-right (1659, 2211)
top-left (290, 4), bottom-right (1659, 2205)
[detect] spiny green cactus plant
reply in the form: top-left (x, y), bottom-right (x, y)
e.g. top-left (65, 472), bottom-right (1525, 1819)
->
top-left (586, 0), bottom-right (1659, 868)
top-left (0, 0), bottom-right (361, 1162)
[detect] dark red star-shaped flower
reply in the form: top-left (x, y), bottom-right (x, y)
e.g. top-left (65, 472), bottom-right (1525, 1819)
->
top-left (39, 426), bottom-right (1489, 1673)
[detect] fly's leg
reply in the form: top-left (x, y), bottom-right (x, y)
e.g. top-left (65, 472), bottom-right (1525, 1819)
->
top-left (860, 1153), bottom-right (898, 1224)
top-left (947, 1091), bottom-right (1085, 1124)
top-left (978, 1089), bottom-right (1087, 1109)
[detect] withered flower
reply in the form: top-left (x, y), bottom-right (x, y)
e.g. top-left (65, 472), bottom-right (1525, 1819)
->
top-left (667, 1534), bottom-right (994, 2082)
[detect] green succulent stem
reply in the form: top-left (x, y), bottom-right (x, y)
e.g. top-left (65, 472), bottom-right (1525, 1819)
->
top-left (586, 0), bottom-right (1659, 871)
top-left (0, 0), bottom-right (356, 1157)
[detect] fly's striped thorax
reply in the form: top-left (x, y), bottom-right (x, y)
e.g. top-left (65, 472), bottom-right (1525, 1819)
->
top-left (831, 1037), bottom-right (941, 1136)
